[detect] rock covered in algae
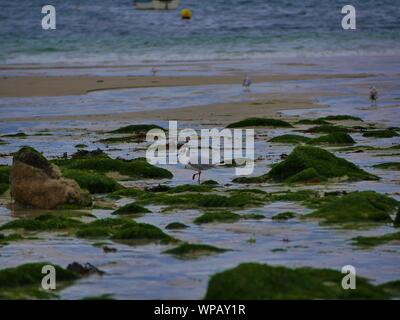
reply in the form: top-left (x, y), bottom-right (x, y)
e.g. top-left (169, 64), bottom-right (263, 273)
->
top-left (234, 146), bottom-right (378, 183)
top-left (10, 147), bottom-right (92, 209)
top-left (204, 263), bottom-right (395, 299)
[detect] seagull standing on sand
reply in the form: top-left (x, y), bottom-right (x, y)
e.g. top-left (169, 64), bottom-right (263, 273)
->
top-left (369, 86), bottom-right (378, 106)
top-left (243, 74), bottom-right (252, 91)
top-left (178, 145), bottom-right (215, 184)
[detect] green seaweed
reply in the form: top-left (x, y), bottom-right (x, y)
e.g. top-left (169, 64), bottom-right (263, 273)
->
top-left (373, 162), bottom-right (400, 170)
top-left (352, 231), bottom-right (400, 247)
top-left (241, 213), bottom-right (265, 220)
top-left (194, 211), bottom-right (241, 224)
top-left (168, 184), bottom-right (214, 193)
top-left (62, 169), bottom-right (122, 194)
top-left (76, 218), bottom-right (175, 243)
top-left (306, 125), bottom-right (348, 134)
top-left (235, 146), bottom-right (377, 183)
top-left (204, 263), bottom-right (390, 299)
top-left (272, 212), bottom-right (296, 220)
top-left (318, 115), bottom-right (363, 122)
top-left (1, 132), bottom-right (27, 138)
top-left (53, 154), bottom-right (173, 179)
top-left (164, 243), bottom-right (227, 259)
top-left (295, 119), bottom-right (329, 125)
top-left (227, 118), bottom-right (292, 128)
top-left (0, 263), bottom-right (79, 299)
top-left (108, 124), bottom-right (164, 134)
top-left (363, 130), bottom-right (399, 138)
top-left (307, 132), bottom-right (355, 146)
top-left (165, 222), bottom-right (189, 230)
top-left (269, 135), bottom-right (311, 144)
top-left (112, 202), bottom-right (150, 215)
top-left (286, 168), bottom-right (322, 183)
top-left (0, 214), bottom-right (83, 232)
top-left (74, 144), bottom-right (88, 149)
top-left (201, 180), bottom-right (219, 186)
top-left (304, 191), bottom-right (399, 225)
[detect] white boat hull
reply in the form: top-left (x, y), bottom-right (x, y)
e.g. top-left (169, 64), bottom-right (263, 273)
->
top-left (152, 0), bottom-right (179, 10)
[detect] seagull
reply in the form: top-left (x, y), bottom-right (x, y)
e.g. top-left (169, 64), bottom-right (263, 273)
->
top-left (151, 67), bottom-right (158, 77)
top-left (178, 144), bottom-right (215, 184)
top-left (369, 86), bottom-right (378, 106)
top-left (243, 74), bottom-right (252, 91)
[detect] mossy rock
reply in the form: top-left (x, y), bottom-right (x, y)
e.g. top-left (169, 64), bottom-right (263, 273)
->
top-left (306, 125), bottom-right (348, 134)
top-left (201, 180), bottom-right (219, 186)
top-left (62, 169), bottom-right (122, 194)
top-left (194, 211), bottom-right (241, 224)
top-left (363, 130), bottom-right (399, 138)
top-left (110, 187), bottom-right (146, 199)
top-left (0, 233), bottom-right (24, 245)
top-left (112, 202), bottom-right (150, 215)
top-left (269, 135), bottom-right (311, 144)
top-left (0, 214), bottom-right (83, 232)
top-left (0, 139), bottom-right (7, 145)
top-left (76, 218), bottom-right (175, 244)
top-left (272, 211), bottom-right (296, 220)
top-left (108, 124), bottom-right (164, 134)
top-left (352, 231), bottom-right (400, 248)
top-left (227, 118), bottom-right (292, 128)
top-left (204, 263), bottom-right (390, 299)
top-left (137, 192), bottom-right (262, 209)
top-left (165, 222), bottom-right (189, 230)
top-left (241, 213), bottom-right (265, 220)
top-left (74, 144), bottom-right (88, 149)
top-left (304, 191), bottom-right (399, 225)
top-left (295, 119), bottom-right (329, 125)
top-left (318, 115), bottom-right (363, 122)
top-left (0, 263), bottom-right (80, 299)
top-left (307, 132), bottom-right (355, 146)
top-left (270, 190), bottom-right (318, 203)
top-left (1, 132), bottom-right (27, 138)
top-left (234, 146), bottom-right (377, 183)
top-left (14, 147), bottom-right (51, 173)
top-left (164, 243), bottom-right (227, 259)
top-left (373, 162), bottom-right (400, 171)
top-left (53, 154), bottom-right (173, 180)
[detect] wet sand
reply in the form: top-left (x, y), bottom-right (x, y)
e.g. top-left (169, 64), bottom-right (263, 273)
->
top-left (0, 73), bottom-right (371, 98)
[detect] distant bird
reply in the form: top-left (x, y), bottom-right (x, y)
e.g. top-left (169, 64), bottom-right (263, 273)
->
top-left (242, 74), bottom-right (252, 91)
top-left (151, 67), bottom-right (158, 77)
top-left (369, 86), bottom-right (378, 106)
top-left (178, 145), bottom-right (215, 184)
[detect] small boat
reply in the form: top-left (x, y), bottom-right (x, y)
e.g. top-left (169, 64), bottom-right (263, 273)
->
top-left (134, 0), bottom-right (179, 10)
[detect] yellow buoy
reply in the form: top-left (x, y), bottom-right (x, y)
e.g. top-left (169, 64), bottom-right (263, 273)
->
top-left (180, 8), bottom-right (192, 20)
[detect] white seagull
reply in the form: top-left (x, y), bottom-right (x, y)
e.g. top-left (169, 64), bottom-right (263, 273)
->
top-left (178, 145), bottom-right (215, 184)
top-left (369, 86), bottom-right (378, 106)
top-left (243, 74), bottom-right (252, 91)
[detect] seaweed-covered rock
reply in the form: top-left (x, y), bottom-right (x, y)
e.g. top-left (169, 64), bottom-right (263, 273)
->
top-left (304, 191), bottom-right (399, 225)
top-left (53, 153), bottom-right (172, 180)
top-left (62, 169), bottom-right (122, 194)
top-left (0, 214), bottom-right (82, 231)
top-left (111, 202), bottom-right (150, 215)
top-left (227, 118), bottom-right (292, 128)
top-left (373, 162), bottom-right (400, 171)
top-left (164, 243), bottom-right (227, 259)
top-left (10, 147), bottom-right (92, 209)
top-left (307, 132), bottom-right (355, 146)
top-left (165, 222), bottom-right (189, 230)
top-left (0, 263), bottom-right (80, 299)
top-left (76, 218), bottom-right (175, 244)
top-left (295, 119), bottom-right (329, 125)
top-left (363, 130), bottom-right (399, 138)
top-left (352, 231), bottom-right (400, 247)
top-left (306, 125), bottom-right (348, 134)
top-left (318, 115), bottom-right (363, 122)
top-left (108, 124), bottom-right (164, 134)
top-left (272, 211), bottom-right (296, 221)
top-left (204, 263), bottom-right (389, 299)
top-left (286, 168), bottom-right (322, 183)
top-left (194, 211), bottom-right (241, 224)
top-left (234, 146), bottom-right (377, 183)
top-left (269, 135), bottom-right (311, 144)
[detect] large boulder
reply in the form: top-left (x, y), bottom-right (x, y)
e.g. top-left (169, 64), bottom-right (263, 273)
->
top-left (10, 147), bottom-right (92, 209)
